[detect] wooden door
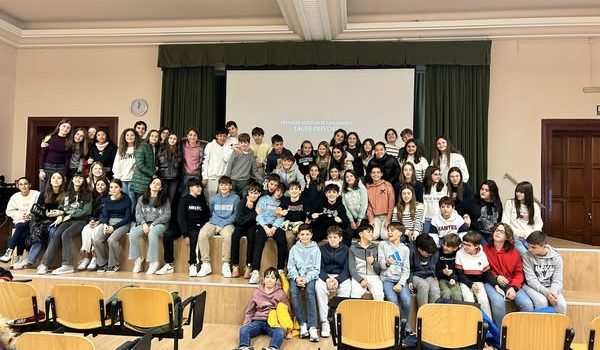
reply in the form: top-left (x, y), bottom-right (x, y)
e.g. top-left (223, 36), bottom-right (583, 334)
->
top-left (542, 120), bottom-right (600, 246)
top-left (26, 117), bottom-right (119, 190)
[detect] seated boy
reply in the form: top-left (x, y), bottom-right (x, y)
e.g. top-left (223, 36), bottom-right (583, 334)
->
top-left (263, 173), bottom-right (281, 196)
top-left (273, 151), bottom-right (306, 191)
top-left (158, 178), bottom-right (210, 276)
top-left (309, 183), bottom-right (351, 245)
top-left (378, 222), bottom-right (411, 330)
top-left (407, 234), bottom-right (440, 308)
top-left (435, 233), bottom-right (463, 301)
top-left (315, 225), bottom-right (351, 337)
top-left (430, 196), bottom-right (469, 245)
top-left (455, 231), bottom-right (495, 317)
top-left (349, 224), bottom-right (384, 300)
top-left (521, 230), bottom-right (566, 314)
top-left (230, 181), bottom-right (262, 278)
top-left (224, 133), bottom-right (263, 197)
top-left (287, 224), bottom-right (321, 342)
top-left (234, 267), bottom-right (290, 350)
top-left (197, 176), bottom-right (240, 278)
top-left (278, 180), bottom-right (308, 247)
top-left (249, 182), bottom-right (288, 284)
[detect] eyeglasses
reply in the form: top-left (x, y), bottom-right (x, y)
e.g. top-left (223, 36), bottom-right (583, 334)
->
top-left (462, 242), bottom-right (475, 247)
top-left (494, 228), bottom-right (506, 234)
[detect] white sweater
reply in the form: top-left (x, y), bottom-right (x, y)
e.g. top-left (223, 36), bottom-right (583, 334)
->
top-left (423, 184), bottom-right (447, 220)
top-left (502, 199), bottom-right (543, 239)
top-left (112, 146), bottom-right (136, 181)
top-left (5, 190), bottom-right (40, 224)
top-left (431, 211), bottom-right (466, 238)
top-left (202, 140), bottom-right (227, 180)
top-left (433, 153), bottom-right (469, 183)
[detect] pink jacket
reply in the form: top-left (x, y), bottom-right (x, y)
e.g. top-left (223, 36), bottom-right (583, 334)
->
top-left (243, 284), bottom-right (290, 325)
top-left (366, 180), bottom-right (395, 222)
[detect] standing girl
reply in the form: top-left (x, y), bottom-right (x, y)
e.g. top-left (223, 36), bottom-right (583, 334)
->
top-left (366, 166), bottom-right (395, 240)
top-left (131, 130), bottom-right (160, 208)
top-left (329, 128), bottom-right (348, 149)
top-left (398, 162), bottom-right (424, 203)
top-left (501, 181), bottom-right (543, 255)
top-left (422, 166), bottom-right (447, 234)
top-left (180, 128), bottom-right (206, 194)
top-left (77, 178), bottom-right (109, 270)
top-left (431, 136), bottom-right (469, 183)
top-left (128, 178), bottom-right (171, 275)
top-left (329, 145), bottom-right (353, 176)
top-left (399, 138), bottom-right (428, 182)
top-left (37, 173), bottom-right (93, 275)
top-left (359, 138), bottom-right (375, 178)
top-left (295, 140), bottom-right (316, 176)
top-left (158, 132), bottom-right (182, 203)
top-left (314, 141), bottom-right (331, 181)
top-left (303, 164), bottom-right (324, 215)
top-left (346, 132), bottom-right (363, 177)
top-left (112, 128), bottom-right (140, 204)
top-left (342, 169), bottom-right (368, 233)
top-left (88, 130), bottom-right (117, 179)
top-left (39, 119), bottom-right (72, 192)
top-left (447, 167), bottom-right (475, 218)
top-left (66, 128), bottom-right (88, 180)
top-left (366, 142), bottom-right (400, 185)
top-left (384, 128), bottom-right (401, 159)
top-left (92, 179), bottom-right (132, 272)
top-left (325, 165), bottom-right (343, 191)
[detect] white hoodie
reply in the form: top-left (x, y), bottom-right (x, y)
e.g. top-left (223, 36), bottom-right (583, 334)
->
top-left (202, 140), bottom-right (227, 180)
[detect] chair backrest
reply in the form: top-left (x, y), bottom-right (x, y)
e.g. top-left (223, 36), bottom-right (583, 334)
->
top-left (590, 316), bottom-right (600, 350)
top-left (502, 312), bottom-right (571, 350)
top-left (336, 299), bottom-right (399, 349)
top-left (48, 284), bottom-right (105, 329)
top-left (417, 303), bottom-right (483, 348)
top-left (16, 332), bottom-right (95, 350)
top-left (118, 287), bottom-right (173, 329)
top-left (0, 281), bottom-right (39, 321)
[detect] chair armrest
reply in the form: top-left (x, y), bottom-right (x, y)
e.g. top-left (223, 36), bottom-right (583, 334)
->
top-left (179, 295), bottom-right (198, 326)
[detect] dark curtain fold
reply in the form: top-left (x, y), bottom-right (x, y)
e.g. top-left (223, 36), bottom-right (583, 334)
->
top-left (424, 65), bottom-right (489, 188)
top-left (160, 66), bottom-right (216, 141)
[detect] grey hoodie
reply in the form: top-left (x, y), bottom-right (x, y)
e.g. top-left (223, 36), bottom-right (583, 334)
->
top-left (274, 162), bottom-right (306, 189)
top-left (522, 244), bottom-right (563, 296)
top-left (349, 241), bottom-right (381, 282)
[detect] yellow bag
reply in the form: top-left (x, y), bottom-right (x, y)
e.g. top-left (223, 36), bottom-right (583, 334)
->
top-left (279, 270), bottom-right (289, 295)
top-left (267, 302), bottom-right (293, 332)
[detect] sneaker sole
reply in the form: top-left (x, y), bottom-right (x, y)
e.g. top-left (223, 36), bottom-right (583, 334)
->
top-left (52, 270), bottom-right (74, 275)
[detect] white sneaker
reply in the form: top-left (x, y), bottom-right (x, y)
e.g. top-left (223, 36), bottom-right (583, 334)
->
top-left (309, 327), bottom-right (319, 342)
top-left (299, 323), bottom-right (309, 338)
top-left (188, 264), bottom-right (198, 277)
top-left (249, 270), bottom-right (260, 284)
top-left (196, 263), bottom-right (212, 277)
top-left (87, 257), bottom-right (97, 271)
top-left (0, 248), bottom-right (13, 263)
top-left (11, 259), bottom-right (32, 270)
top-left (76, 258), bottom-right (90, 271)
top-left (221, 262), bottom-right (232, 278)
top-left (321, 321), bottom-right (331, 337)
top-left (52, 265), bottom-right (74, 275)
top-left (146, 262), bottom-right (159, 275)
top-left (156, 263), bottom-right (174, 275)
top-left (36, 264), bottom-right (48, 275)
top-left (132, 257), bottom-right (144, 273)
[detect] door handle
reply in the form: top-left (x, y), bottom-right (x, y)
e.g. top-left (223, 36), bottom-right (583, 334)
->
top-left (588, 212), bottom-right (593, 224)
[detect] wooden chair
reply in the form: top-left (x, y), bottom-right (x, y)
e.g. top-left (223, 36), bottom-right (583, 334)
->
top-left (588, 316), bottom-right (600, 350)
top-left (45, 284), bottom-right (106, 331)
top-left (0, 281), bottom-right (45, 327)
top-left (112, 287), bottom-right (205, 350)
top-left (416, 303), bottom-right (485, 350)
top-left (335, 299), bottom-right (403, 350)
top-left (16, 332), bottom-right (95, 350)
top-left (501, 312), bottom-right (574, 350)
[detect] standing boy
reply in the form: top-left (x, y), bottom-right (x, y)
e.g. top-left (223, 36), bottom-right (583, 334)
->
top-left (197, 176), bottom-right (240, 278)
top-left (349, 224), bottom-right (384, 300)
top-left (202, 129), bottom-right (228, 203)
top-left (224, 133), bottom-right (263, 197)
top-left (435, 233), bottom-right (463, 301)
top-left (250, 127), bottom-right (271, 177)
top-left (315, 225), bottom-right (351, 338)
top-left (522, 230), bottom-right (566, 314)
top-left (265, 134), bottom-right (290, 174)
top-left (287, 224), bottom-right (321, 342)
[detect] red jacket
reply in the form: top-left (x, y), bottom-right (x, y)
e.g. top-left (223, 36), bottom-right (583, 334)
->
top-left (483, 244), bottom-right (524, 290)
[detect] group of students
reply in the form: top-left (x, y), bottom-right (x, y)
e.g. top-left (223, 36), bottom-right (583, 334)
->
top-left (0, 118), bottom-right (564, 350)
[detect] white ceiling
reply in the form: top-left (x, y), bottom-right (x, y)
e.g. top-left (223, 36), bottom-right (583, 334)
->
top-left (0, 0), bottom-right (599, 47)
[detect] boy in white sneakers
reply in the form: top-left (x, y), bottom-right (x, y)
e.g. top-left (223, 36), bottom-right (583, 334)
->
top-left (349, 223), bottom-right (384, 300)
top-left (197, 176), bottom-right (240, 278)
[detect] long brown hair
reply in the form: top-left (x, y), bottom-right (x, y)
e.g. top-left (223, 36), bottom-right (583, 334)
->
top-left (488, 222), bottom-right (516, 251)
top-left (447, 167), bottom-right (465, 201)
top-left (431, 135), bottom-right (461, 168)
top-left (399, 162), bottom-right (417, 187)
top-left (66, 127), bottom-right (89, 158)
top-left (117, 128), bottom-right (141, 157)
top-left (396, 184), bottom-right (417, 222)
top-left (44, 172), bottom-right (66, 204)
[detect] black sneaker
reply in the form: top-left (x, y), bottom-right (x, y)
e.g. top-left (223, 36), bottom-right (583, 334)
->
top-left (97, 265), bottom-right (108, 273)
top-left (107, 265), bottom-right (120, 273)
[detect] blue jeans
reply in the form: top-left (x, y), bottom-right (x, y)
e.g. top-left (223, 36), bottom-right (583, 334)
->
top-left (239, 320), bottom-right (284, 349)
top-left (8, 222), bottom-right (30, 255)
top-left (484, 283), bottom-right (534, 327)
top-left (422, 219), bottom-right (432, 234)
top-left (27, 243), bottom-right (43, 264)
top-left (383, 280), bottom-right (412, 331)
top-left (514, 237), bottom-right (528, 256)
top-left (290, 279), bottom-right (318, 327)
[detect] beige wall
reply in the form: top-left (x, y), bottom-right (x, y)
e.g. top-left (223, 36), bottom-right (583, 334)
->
top-left (10, 46), bottom-right (161, 180)
top-left (488, 39), bottom-right (600, 201)
top-left (0, 41), bottom-right (17, 179)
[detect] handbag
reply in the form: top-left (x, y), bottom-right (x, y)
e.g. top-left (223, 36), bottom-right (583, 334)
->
top-left (30, 202), bottom-right (46, 217)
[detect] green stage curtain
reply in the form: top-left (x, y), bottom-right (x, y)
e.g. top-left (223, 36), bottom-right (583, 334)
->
top-left (424, 65), bottom-right (490, 188)
top-left (160, 67), bottom-right (216, 141)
